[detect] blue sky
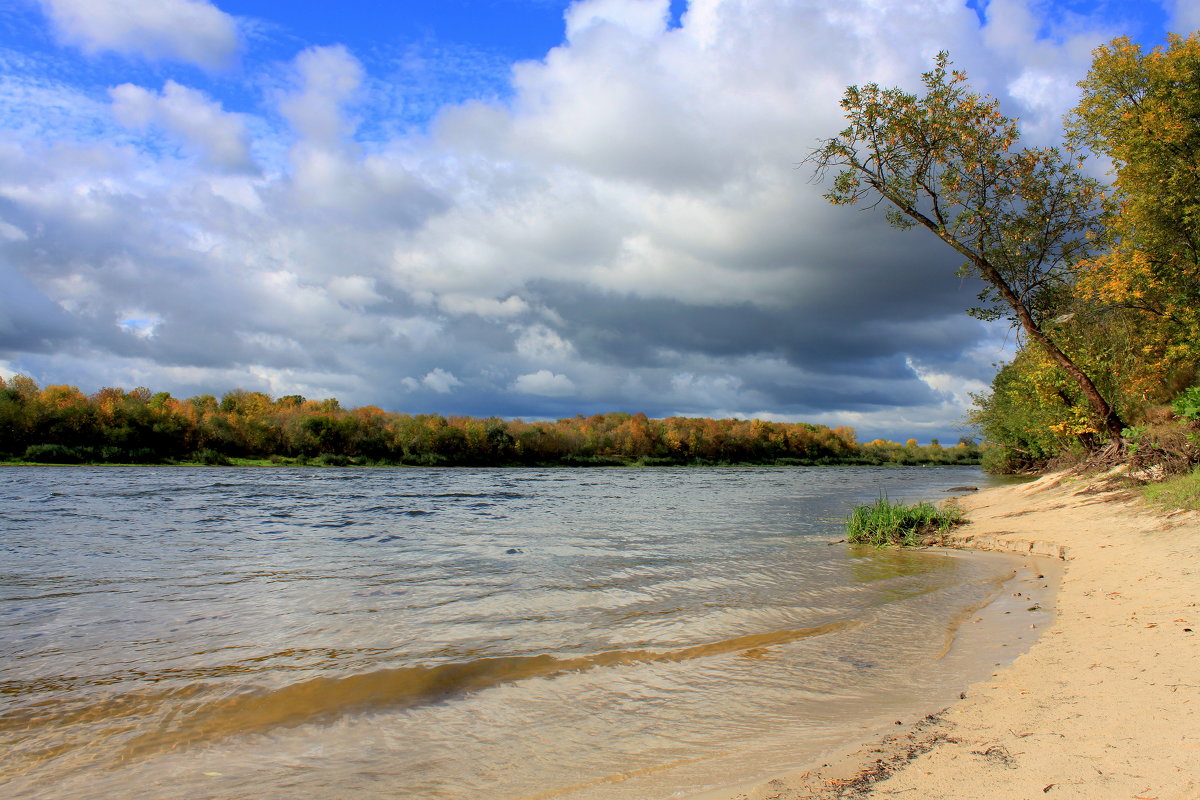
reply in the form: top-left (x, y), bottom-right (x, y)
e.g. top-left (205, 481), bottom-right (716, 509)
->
top-left (0, 0), bottom-right (1195, 443)
top-left (968, 0), bottom-right (1170, 41)
top-left (2, 1), bottom-right (691, 128)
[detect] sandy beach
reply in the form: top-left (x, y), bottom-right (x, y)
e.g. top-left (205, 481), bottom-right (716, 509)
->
top-left (721, 472), bottom-right (1200, 800)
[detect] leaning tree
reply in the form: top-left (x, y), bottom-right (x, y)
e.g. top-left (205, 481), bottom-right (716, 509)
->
top-left (808, 53), bottom-right (1124, 443)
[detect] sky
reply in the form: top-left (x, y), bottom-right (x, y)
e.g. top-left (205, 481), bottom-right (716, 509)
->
top-left (0, 0), bottom-right (1195, 443)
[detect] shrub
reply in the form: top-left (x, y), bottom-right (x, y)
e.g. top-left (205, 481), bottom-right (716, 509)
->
top-left (125, 448), bottom-right (164, 464)
top-left (193, 448), bottom-right (230, 466)
top-left (846, 497), bottom-right (965, 546)
top-left (1171, 387), bottom-right (1200, 421)
top-left (23, 444), bottom-right (85, 463)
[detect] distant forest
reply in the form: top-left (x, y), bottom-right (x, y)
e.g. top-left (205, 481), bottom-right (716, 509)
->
top-left (0, 376), bottom-right (979, 467)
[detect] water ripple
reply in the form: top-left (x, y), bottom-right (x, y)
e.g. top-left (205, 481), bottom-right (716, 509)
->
top-left (0, 464), bottom-right (1014, 800)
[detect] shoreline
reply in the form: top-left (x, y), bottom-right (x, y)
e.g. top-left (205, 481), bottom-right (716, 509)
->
top-left (0, 460), bottom-right (983, 469)
top-left (709, 472), bottom-right (1200, 800)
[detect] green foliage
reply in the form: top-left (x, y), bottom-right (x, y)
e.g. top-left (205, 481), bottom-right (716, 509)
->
top-left (969, 348), bottom-right (1084, 473)
top-left (193, 448), bottom-right (231, 466)
top-left (1122, 426), bottom-right (1148, 454)
top-left (846, 497), bottom-right (965, 547)
top-left (23, 443), bottom-right (86, 464)
top-left (1171, 387), bottom-right (1200, 421)
top-left (815, 53), bottom-right (1107, 308)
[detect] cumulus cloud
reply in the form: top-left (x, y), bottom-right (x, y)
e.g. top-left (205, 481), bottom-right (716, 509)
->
top-left (1169, 1), bottom-right (1200, 33)
top-left (905, 357), bottom-right (991, 409)
top-left (279, 45), bottom-right (365, 148)
top-left (109, 80), bottom-right (256, 172)
top-left (514, 369), bottom-right (576, 396)
top-left (514, 324), bottom-right (576, 362)
top-left (0, 0), bottom-right (1140, 441)
top-left (565, 0), bottom-right (671, 42)
top-left (421, 368), bottom-right (462, 394)
top-left (38, 0), bottom-right (240, 70)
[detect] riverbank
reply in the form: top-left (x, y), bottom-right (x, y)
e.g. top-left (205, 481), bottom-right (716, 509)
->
top-left (719, 472), bottom-right (1200, 800)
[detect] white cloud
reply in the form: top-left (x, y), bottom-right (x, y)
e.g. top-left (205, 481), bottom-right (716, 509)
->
top-left (978, 0), bottom-right (1115, 142)
top-left (326, 275), bottom-right (384, 307)
top-left (438, 293), bottom-right (529, 318)
top-left (279, 45), bottom-right (364, 148)
top-left (421, 368), bottom-right (462, 393)
top-left (513, 369), bottom-right (576, 396)
top-left (513, 324), bottom-right (575, 362)
top-left (0, 221), bottom-right (28, 242)
top-left (1169, 1), bottom-right (1200, 34)
top-left (386, 317), bottom-right (443, 348)
top-left (1007, 69), bottom-right (1077, 120)
top-left (117, 311), bottom-right (163, 339)
top-left (109, 80), bottom-right (256, 172)
top-left (38, 0), bottom-right (240, 70)
top-left (564, 0), bottom-right (671, 43)
top-left (905, 357), bottom-right (990, 409)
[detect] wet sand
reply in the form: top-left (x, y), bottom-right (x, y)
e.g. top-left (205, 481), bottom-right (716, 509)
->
top-left (714, 472), bottom-right (1200, 800)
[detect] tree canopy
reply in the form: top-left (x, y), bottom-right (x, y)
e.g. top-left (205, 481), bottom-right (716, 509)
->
top-left (814, 37), bottom-right (1200, 472)
top-left (809, 52), bottom-right (1123, 441)
top-left (1068, 33), bottom-right (1200, 390)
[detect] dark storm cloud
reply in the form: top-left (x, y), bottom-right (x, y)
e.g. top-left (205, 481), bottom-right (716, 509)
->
top-left (0, 263), bottom-right (80, 352)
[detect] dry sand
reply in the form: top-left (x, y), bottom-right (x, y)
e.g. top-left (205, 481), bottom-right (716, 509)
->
top-left (721, 472), bottom-right (1200, 800)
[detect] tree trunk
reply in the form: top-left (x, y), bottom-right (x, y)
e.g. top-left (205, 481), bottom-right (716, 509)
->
top-left (871, 181), bottom-right (1127, 448)
top-left (974, 258), bottom-right (1127, 443)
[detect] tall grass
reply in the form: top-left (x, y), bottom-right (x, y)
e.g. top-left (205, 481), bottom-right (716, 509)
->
top-left (846, 497), bottom-right (965, 546)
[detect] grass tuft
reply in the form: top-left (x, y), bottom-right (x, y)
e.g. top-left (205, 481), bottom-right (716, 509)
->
top-left (846, 497), bottom-right (965, 547)
top-left (1142, 467), bottom-right (1200, 511)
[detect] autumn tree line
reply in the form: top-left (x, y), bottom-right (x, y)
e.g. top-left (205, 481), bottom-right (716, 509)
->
top-left (814, 33), bottom-right (1200, 473)
top-left (0, 376), bottom-right (979, 468)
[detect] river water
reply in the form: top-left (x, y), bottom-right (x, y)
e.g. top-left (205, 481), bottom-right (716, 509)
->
top-left (0, 466), bottom-right (1050, 799)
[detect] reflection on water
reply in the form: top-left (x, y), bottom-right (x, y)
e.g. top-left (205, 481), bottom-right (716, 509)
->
top-left (1, 466), bottom-right (1022, 799)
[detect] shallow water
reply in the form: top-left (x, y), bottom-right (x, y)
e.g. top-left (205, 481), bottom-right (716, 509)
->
top-left (0, 466), bottom-right (1046, 799)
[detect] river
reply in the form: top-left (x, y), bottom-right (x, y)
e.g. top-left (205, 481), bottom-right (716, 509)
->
top-left (0, 465), bottom-right (1050, 799)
